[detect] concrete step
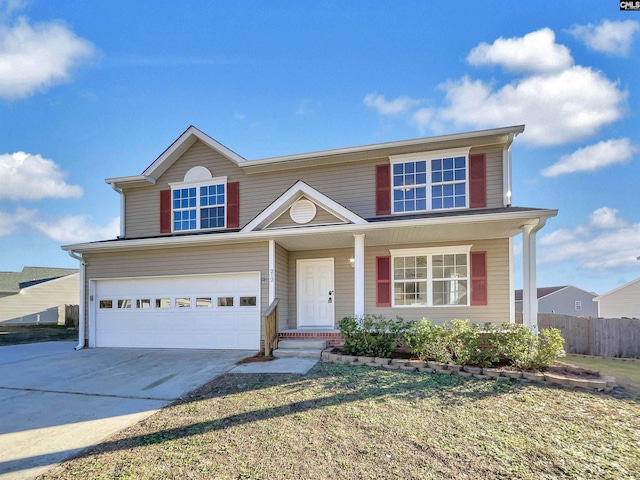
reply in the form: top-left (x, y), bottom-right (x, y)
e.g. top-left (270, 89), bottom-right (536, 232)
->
top-left (273, 348), bottom-right (324, 359)
top-left (277, 339), bottom-right (328, 350)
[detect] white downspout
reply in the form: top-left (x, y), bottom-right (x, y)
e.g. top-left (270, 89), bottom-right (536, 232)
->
top-left (503, 132), bottom-right (515, 207)
top-left (68, 250), bottom-right (86, 350)
top-left (109, 183), bottom-right (125, 238)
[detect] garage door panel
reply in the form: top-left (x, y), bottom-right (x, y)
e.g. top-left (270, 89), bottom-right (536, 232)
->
top-left (94, 273), bottom-right (260, 350)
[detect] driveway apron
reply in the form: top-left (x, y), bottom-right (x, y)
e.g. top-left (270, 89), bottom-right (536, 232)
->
top-left (0, 342), bottom-right (254, 480)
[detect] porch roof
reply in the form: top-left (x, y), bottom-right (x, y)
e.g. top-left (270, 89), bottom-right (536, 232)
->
top-left (62, 206), bottom-right (557, 254)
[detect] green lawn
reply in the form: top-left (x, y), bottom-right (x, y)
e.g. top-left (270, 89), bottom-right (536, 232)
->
top-left (564, 354), bottom-right (640, 398)
top-left (39, 362), bottom-right (639, 480)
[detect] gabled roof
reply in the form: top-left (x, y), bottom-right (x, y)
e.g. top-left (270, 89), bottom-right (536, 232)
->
top-left (106, 126), bottom-right (247, 188)
top-left (0, 267), bottom-right (78, 294)
top-left (105, 124), bottom-right (526, 187)
top-left (514, 286), bottom-right (568, 302)
top-left (241, 181), bottom-right (368, 232)
top-left (593, 277), bottom-right (640, 301)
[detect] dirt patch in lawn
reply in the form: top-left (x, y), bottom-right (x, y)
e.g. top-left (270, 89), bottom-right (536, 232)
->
top-left (0, 325), bottom-right (77, 346)
top-left (39, 362), bottom-right (640, 480)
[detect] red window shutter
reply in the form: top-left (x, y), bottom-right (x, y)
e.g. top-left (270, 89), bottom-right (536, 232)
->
top-left (470, 251), bottom-right (488, 306)
top-left (160, 189), bottom-right (172, 233)
top-left (226, 181), bottom-right (240, 228)
top-left (376, 256), bottom-right (391, 307)
top-left (469, 154), bottom-right (486, 208)
top-left (376, 164), bottom-right (391, 215)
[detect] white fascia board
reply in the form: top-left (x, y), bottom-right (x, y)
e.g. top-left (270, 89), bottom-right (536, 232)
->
top-left (142, 126), bottom-right (246, 179)
top-left (536, 286), bottom-right (569, 301)
top-left (593, 276), bottom-right (640, 300)
top-left (241, 181), bottom-right (368, 232)
top-left (61, 208), bottom-right (557, 254)
top-left (389, 147), bottom-right (471, 163)
top-left (105, 175), bottom-right (156, 188)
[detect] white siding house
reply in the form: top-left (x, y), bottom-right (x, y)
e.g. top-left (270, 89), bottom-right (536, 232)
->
top-left (593, 277), bottom-right (640, 319)
top-left (0, 268), bottom-right (79, 325)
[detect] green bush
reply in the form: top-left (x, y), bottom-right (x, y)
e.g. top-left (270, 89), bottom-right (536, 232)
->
top-left (403, 319), bottom-right (565, 370)
top-left (337, 315), bottom-right (410, 358)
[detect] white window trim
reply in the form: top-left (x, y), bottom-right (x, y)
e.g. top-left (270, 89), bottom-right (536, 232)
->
top-left (389, 147), bottom-right (471, 214)
top-left (169, 176), bottom-right (228, 232)
top-left (390, 245), bottom-right (471, 308)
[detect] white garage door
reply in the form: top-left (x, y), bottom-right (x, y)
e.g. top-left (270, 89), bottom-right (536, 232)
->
top-left (93, 273), bottom-right (260, 349)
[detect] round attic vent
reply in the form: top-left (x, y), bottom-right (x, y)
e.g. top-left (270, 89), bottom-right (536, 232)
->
top-left (290, 199), bottom-right (317, 224)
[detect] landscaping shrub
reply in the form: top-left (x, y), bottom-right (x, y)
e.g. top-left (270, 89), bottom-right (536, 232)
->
top-left (337, 315), bottom-right (410, 357)
top-left (404, 318), bottom-right (565, 370)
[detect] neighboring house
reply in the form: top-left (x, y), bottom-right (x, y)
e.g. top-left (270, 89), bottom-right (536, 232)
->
top-left (0, 267), bottom-right (79, 325)
top-left (593, 278), bottom-right (640, 319)
top-left (62, 124), bottom-right (556, 350)
top-left (514, 286), bottom-right (598, 317)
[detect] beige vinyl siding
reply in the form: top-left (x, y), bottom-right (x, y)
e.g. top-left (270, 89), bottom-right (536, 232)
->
top-left (597, 280), bottom-right (640, 319)
top-left (274, 242), bottom-right (289, 330)
top-left (82, 242), bottom-right (269, 341)
top-left (266, 205), bottom-right (346, 229)
top-left (367, 238), bottom-right (510, 324)
top-left (483, 146), bottom-right (504, 208)
top-left (288, 248), bottom-right (354, 328)
top-left (123, 141), bottom-right (505, 239)
top-left (0, 274), bottom-right (79, 325)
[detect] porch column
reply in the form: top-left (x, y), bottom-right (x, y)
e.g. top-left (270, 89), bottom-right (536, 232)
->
top-left (268, 239), bottom-right (275, 304)
top-left (354, 234), bottom-right (365, 317)
top-left (522, 219), bottom-right (546, 333)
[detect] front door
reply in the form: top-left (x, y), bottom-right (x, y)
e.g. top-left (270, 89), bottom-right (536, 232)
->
top-left (297, 258), bottom-right (335, 327)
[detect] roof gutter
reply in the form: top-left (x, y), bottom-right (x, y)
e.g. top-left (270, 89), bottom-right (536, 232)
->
top-left (67, 250), bottom-right (86, 350)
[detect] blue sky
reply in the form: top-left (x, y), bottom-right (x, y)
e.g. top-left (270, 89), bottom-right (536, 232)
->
top-left (1, 0), bottom-right (639, 295)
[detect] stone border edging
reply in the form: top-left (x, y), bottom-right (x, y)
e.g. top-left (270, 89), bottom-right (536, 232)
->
top-left (321, 350), bottom-right (617, 393)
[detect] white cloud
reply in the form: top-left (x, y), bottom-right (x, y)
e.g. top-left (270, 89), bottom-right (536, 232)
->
top-left (568, 19), bottom-right (640, 57)
top-left (34, 216), bottom-right (120, 243)
top-left (364, 93), bottom-right (420, 116)
top-left (541, 138), bottom-right (637, 177)
top-left (0, 151), bottom-right (83, 200)
top-left (539, 208), bottom-right (640, 271)
top-left (372, 29), bottom-right (627, 147)
top-left (0, 17), bottom-right (95, 100)
top-left (428, 66), bottom-right (626, 146)
top-left (0, 207), bottom-right (35, 236)
top-left (467, 28), bottom-right (573, 74)
top-left (589, 207), bottom-right (629, 229)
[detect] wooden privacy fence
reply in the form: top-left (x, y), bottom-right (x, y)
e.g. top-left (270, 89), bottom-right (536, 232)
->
top-left (64, 304), bottom-right (79, 328)
top-left (516, 312), bottom-right (640, 359)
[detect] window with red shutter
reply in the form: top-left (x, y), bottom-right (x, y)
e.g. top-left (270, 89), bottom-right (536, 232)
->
top-left (376, 256), bottom-right (391, 307)
top-left (376, 164), bottom-right (391, 215)
top-left (469, 154), bottom-right (486, 208)
top-left (470, 251), bottom-right (488, 305)
top-left (226, 181), bottom-right (240, 228)
top-left (160, 190), bottom-right (171, 233)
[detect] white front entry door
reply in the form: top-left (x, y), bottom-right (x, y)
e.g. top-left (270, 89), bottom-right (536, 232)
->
top-left (297, 258), bottom-right (335, 327)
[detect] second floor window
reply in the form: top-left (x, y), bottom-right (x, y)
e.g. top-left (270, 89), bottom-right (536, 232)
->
top-left (172, 180), bottom-right (226, 232)
top-left (391, 149), bottom-right (469, 214)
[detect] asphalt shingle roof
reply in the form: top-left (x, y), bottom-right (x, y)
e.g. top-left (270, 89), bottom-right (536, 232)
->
top-left (0, 267), bottom-right (78, 293)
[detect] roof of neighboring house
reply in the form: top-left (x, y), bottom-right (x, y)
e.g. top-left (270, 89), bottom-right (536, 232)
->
top-left (0, 267), bottom-right (78, 294)
top-left (593, 277), bottom-right (640, 301)
top-left (514, 286), bottom-right (568, 302)
top-left (514, 285), bottom-right (599, 302)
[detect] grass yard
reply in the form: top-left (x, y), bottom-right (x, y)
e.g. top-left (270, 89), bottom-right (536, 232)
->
top-left (39, 362), bottom-right (639, 480)
top-left (564, 354), bottom-right (640, 398)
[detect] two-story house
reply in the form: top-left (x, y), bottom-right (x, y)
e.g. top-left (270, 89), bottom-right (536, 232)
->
top-left (63, 125), bottom-right (556, 350)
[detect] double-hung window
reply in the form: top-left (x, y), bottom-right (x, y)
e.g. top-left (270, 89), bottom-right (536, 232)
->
top-left (391, 148), bottom-right (470, 214)
top-left (170, 177), bottom-right (226, 232)
top-left (390, 246), bottom-right (471, 307)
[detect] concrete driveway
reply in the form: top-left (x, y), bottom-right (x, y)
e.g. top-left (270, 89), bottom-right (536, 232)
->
top-left (0, 342), bottom-right (255, 480)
